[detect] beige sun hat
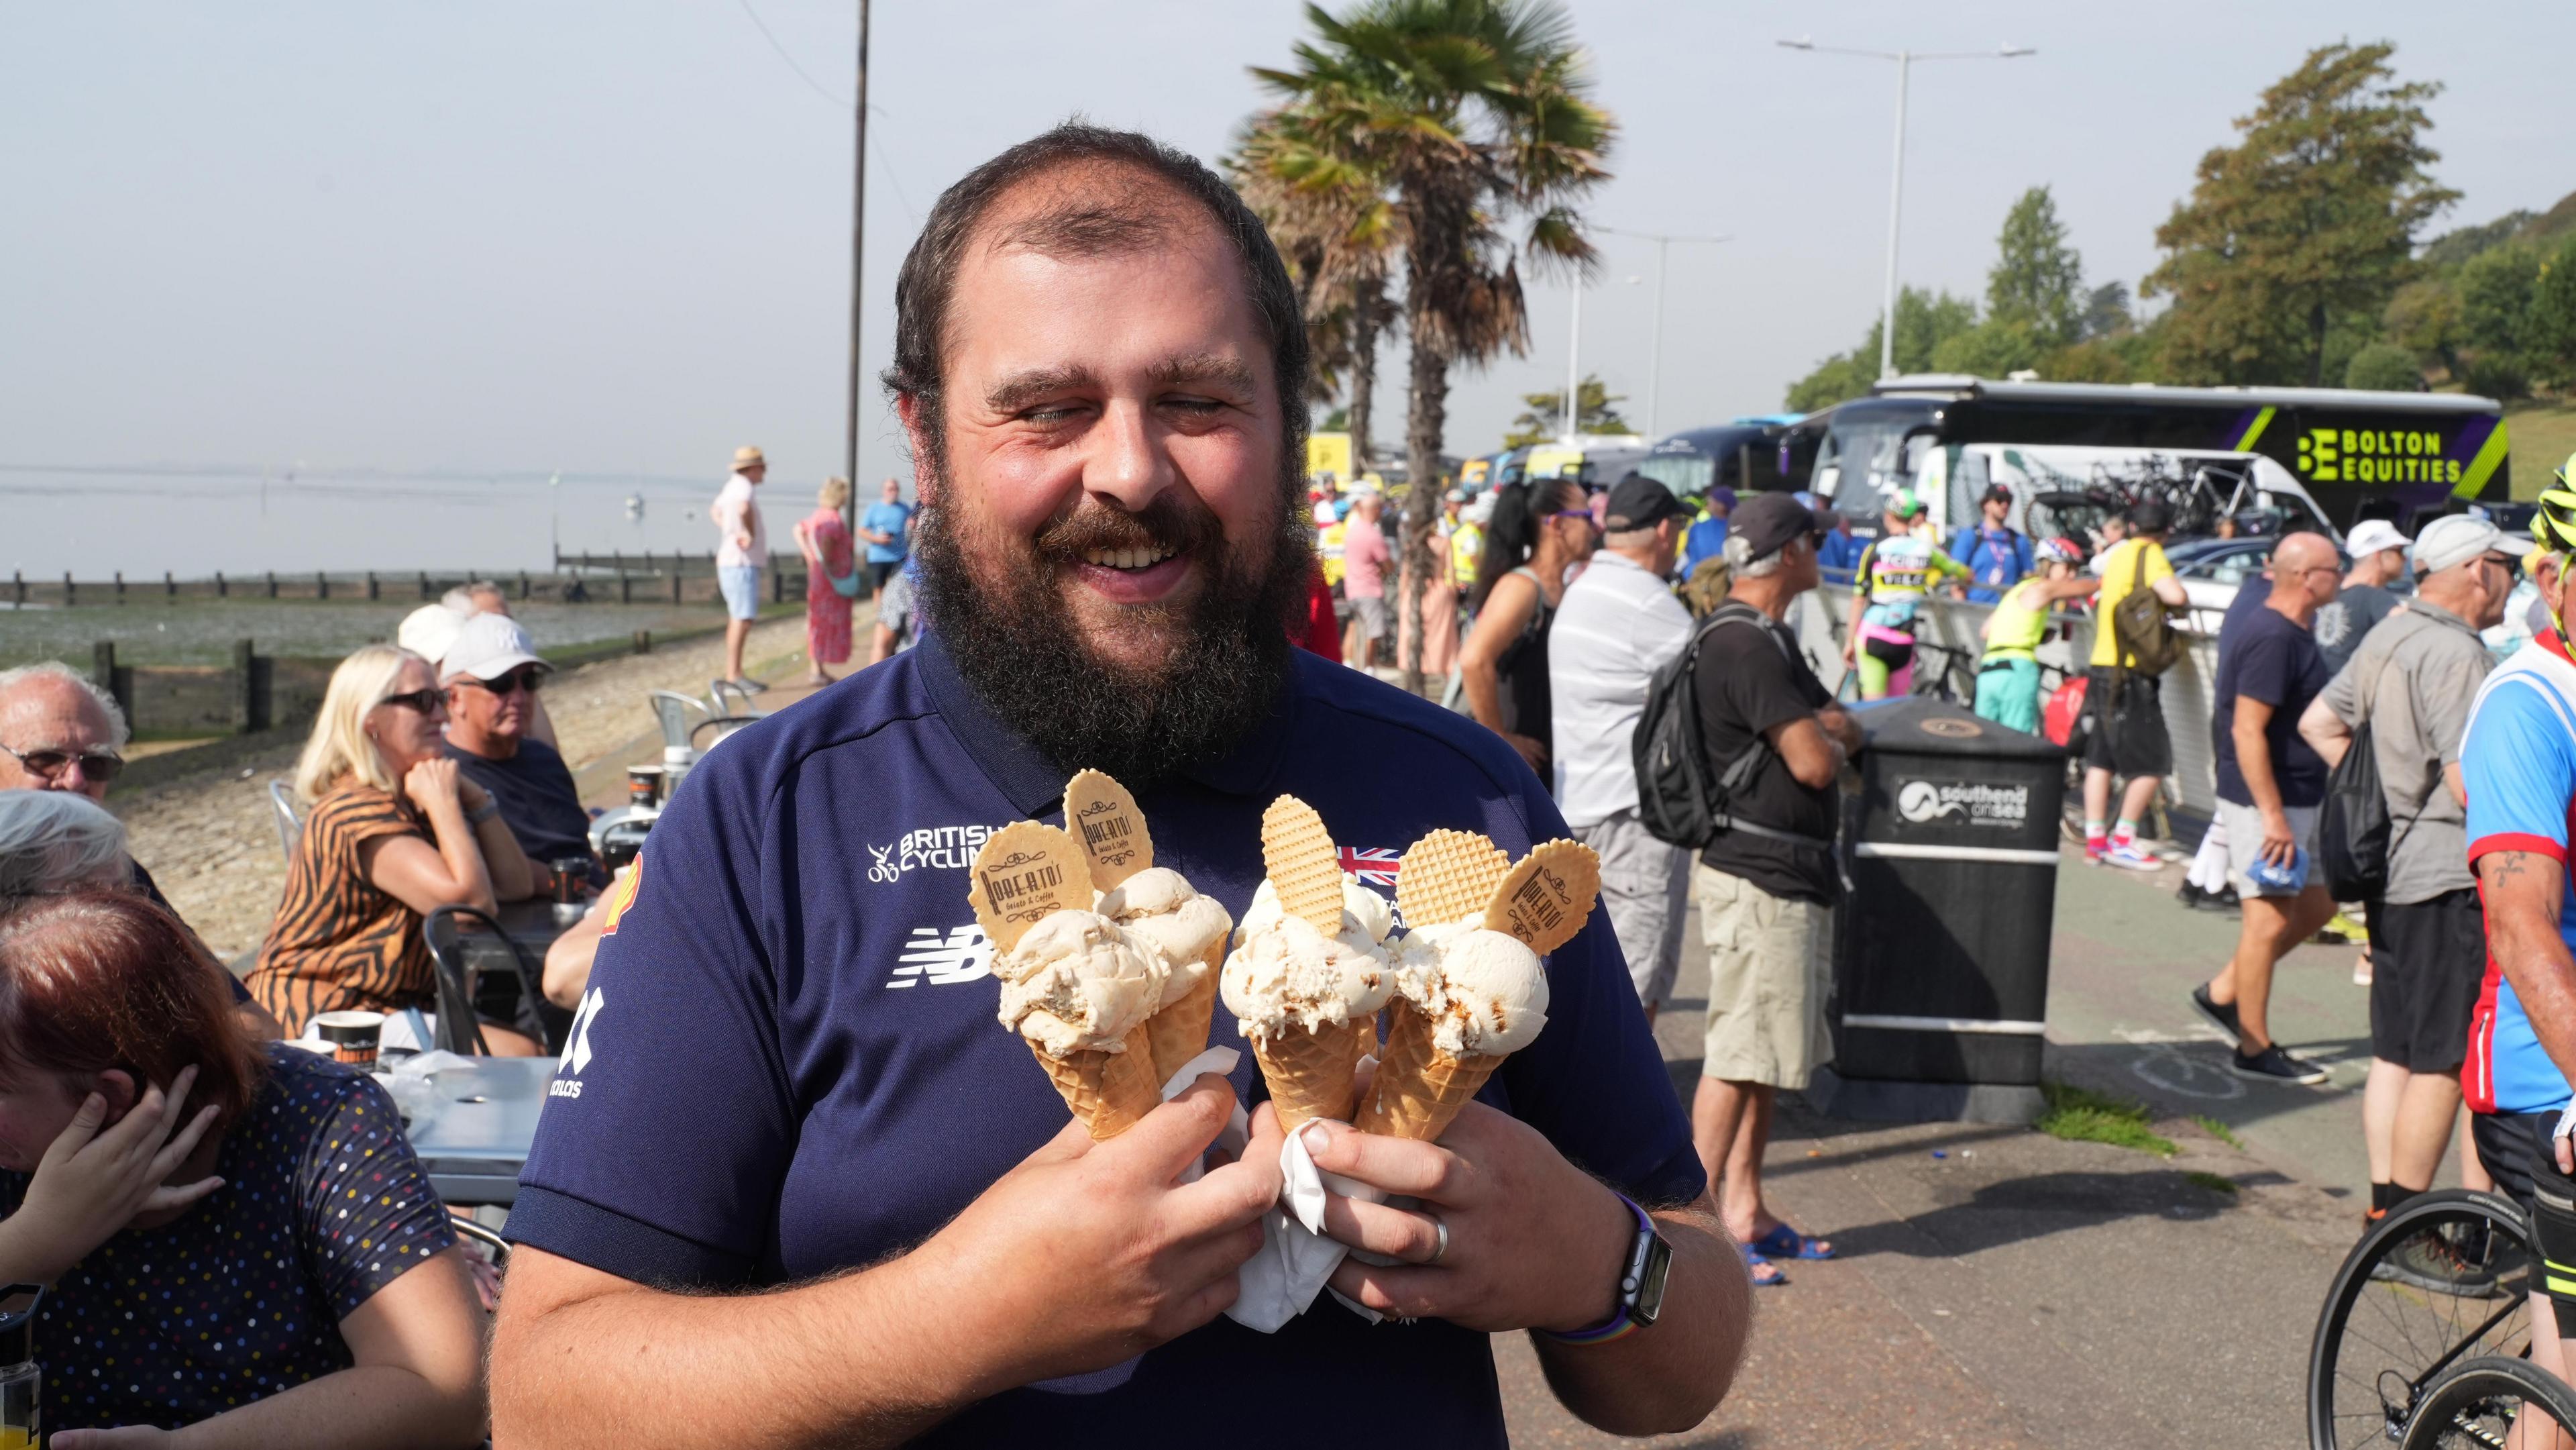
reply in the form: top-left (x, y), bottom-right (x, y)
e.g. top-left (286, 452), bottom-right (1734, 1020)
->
top-left (733, 446), bottom-right (767, 471)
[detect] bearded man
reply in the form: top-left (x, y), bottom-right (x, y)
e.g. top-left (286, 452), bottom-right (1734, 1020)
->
top-left (491, 124), bottom-right (1746, 1449)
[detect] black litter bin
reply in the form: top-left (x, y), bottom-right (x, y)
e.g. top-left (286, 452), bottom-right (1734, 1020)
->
top-left (1811, 696), bottom-right (2065, 1124)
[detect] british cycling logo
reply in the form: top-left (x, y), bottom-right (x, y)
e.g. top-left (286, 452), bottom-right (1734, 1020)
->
top-left (551, 987), bottom-right (604, 1098)
top-left (886, 923), bottom-right (996, 988)
top-left (868, 823), bottom-right (1006, 884)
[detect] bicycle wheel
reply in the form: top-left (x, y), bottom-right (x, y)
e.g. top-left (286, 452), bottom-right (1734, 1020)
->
top-left (2311, 1190), bottom-right (2535, 1449)
top-left (2402, 1355), bottom-right (2576, 1449)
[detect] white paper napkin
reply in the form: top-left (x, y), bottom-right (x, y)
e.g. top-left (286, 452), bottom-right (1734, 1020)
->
top-left (1220, 1057), bottom-right (1388, 1333)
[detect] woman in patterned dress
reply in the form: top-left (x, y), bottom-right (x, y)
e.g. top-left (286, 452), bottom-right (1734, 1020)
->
top-left (0, 891), bottom-right (486, 1442)
top-left (247, 644), bottom-right (541, 1052)
top-left (792, 476), bottom-right (857, 686)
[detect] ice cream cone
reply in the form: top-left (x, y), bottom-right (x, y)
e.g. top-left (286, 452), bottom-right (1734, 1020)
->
top-left (1144, 942), bottom-right (1223, 1082)
top-left (1032, 1023), bottom-right (1164, 1141)
top-left (1356, 999), bottom-right (1501, 1142)
top-left (1252, 1015), bottom-right (1369, 1132)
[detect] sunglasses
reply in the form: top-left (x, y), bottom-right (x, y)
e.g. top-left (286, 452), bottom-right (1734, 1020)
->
top-left (458, 668), bottom-right (545, 696)
top-left (0, 742), bottom-right (124, 784)
top-left (379, 688), bottom-right (445, 715)
top-left (1548, 509), bottom-right (1603, 529)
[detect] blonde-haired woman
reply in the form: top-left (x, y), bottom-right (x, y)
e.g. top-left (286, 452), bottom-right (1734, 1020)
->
top-left (792, 476), bottom-right (858, 686)
top-left (248, 645), bottom-right (541, 1051)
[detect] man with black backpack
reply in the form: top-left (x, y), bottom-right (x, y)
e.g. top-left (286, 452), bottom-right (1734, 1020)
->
top-left (1668, 492), bottom-right (1861, 1286)
top-left (2300, 515), bottom-right (2525, 1229)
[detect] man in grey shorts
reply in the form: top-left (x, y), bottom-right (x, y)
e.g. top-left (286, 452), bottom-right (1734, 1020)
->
top-left (1548, 476), bottom-right (1697, 1017)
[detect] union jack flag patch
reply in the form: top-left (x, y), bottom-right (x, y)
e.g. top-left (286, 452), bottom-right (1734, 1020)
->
top-left (1337, 847), bottom-right (1402, 887)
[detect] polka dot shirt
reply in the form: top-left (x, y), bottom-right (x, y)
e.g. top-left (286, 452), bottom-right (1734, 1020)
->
top-left (0, 1043), bottom-right (458, 1432)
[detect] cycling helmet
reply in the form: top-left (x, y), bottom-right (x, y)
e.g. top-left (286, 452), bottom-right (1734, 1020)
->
top-left (2036, 536), bottom-right (2086, 566)
top-left (2540, 452), bottom-right (2576, 555)
top-left (1883, 489), bottom-right (1926, 520)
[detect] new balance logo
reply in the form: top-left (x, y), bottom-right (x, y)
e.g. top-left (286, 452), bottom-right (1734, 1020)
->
top-left (885, 924), bottom-right (995, 989)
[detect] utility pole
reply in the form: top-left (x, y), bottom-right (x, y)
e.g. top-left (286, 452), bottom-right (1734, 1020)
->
top-left (1595, 226), bottom-right (1729, 438)
top-left (1777, 38), bottom-right (2035, 379)
top-left (842, 0), bottom-right (872, 534)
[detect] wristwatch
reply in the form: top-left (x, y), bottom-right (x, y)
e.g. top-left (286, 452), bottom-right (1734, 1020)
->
top-left (1539, 1193), bottom-right (1672, 1345)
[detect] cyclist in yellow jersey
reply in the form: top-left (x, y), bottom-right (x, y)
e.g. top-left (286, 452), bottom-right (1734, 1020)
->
top-left (1974, 537), bottom-right (2099, 733)
top-left (1841, 490), bottom-right (1971, 698)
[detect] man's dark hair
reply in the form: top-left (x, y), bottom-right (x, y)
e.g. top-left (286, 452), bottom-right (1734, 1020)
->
top-left (881, 121), bottom-right (1311, 478)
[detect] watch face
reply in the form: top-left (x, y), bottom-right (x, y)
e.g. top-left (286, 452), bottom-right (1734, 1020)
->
top-left (1632, 1233), bottom-right (1674, 1327)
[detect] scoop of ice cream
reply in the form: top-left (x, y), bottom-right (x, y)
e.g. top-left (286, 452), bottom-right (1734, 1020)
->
top-left (1422, 927), bottom-right (1549, 1057)
top-left (994, 909), bottom-right (1169, 1057)
top-left (1388, 915), bottom-right (1481, 1011)
top-left (1097, 867), bottom-right (1234, 1009)
top-left (1235, 874), bottom-right (1392, 949)
top-left (1220, 912), bottom-right (1394, 1040)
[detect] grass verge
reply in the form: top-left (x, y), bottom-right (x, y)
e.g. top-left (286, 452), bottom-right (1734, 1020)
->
top-left (2036, 1081), bottom-right (2178, 1159)
top-left (2191, 1115), bottom-right (2245, 1151)
top-left (2185, 1171), bottom-right (2239, 1196)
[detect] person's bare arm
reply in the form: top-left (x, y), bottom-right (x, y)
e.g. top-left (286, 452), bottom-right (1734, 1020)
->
top-left (1458, 575), bottom-right (1546, 770)
top-left (868, 623), bottom-right (897, 666)
top-left (472, 792), bottom-right (537, 903)
top-left (2480, 850), bottom-right (2576, 1172)
top-left (2042, 576), bottom-right (2102, 603)
top-left (792, 518), bottom-right (820, 568)
top-left (2232, 696), bottom-right (2296, 865)
top-left (490, 1080), bottom-right (1283, 1450)
top-left (366, 762), bottom-right (496, 916)
top-left (543, 909), bottom-right (607, 1009)
top-left (85, 1251), bottom-right (490, 1450)
top-left (233, 998), bottom-right (284, 1041)
top-left (2151, 573), bottom-right (2188, 607)
top-left (1841, 585), bottom-right (1867, 664)
top-left (2447, 761), bottom-right (2467, 809)
top-left (2298, 694), bottom-right (2352, 770)
top-left (1769, 715), bottom-right (1847, 790)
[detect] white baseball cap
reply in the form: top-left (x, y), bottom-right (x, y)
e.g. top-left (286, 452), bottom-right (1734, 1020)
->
top-left (2412, 514), bottom-right (2532, 576)
top-left (2345, 519), bottom-right (2409, 559)
top-left (440, 611), bottom-right (547, 683)
top-left (396, 604), bottom-right (468, 671)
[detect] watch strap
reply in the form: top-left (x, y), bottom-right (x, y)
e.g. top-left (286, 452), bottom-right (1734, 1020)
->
top-left (1535, 1192), bottom-right (1655, 1346)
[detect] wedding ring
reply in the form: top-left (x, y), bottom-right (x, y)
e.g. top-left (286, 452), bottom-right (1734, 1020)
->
top-left (1426, 1214), bottom-right (1450, 1265)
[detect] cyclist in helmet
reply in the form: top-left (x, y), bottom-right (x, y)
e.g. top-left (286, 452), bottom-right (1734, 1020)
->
top-left (2460, 452), bottom-right (2576, 1363)
top-left (1841, 490), bottom-right (1971, 699)
top-left (1973, 536), bottom-right (2100, 735)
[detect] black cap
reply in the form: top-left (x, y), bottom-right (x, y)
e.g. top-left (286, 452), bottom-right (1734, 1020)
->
top-left (2129, 499), bottom-right (2174, 533)
top-left (1732, 490), bottom-right (1827, 560)
top-left (1982, 482), bottom-right (2013, 505)
top-left (1603, 474), bottom-right (1689, 531)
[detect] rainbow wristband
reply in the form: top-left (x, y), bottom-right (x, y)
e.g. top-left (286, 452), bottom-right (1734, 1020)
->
top-left (1534, 1193), bottom-right (1652, 1346)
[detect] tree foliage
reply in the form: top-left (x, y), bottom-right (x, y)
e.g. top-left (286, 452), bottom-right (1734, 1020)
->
top-left (2531, 237), bottom-right (2576, 389)
top-left (2343, 342), bottom-right (2425, 391)
top-left (1783, 287), bottom-right (1978, 411)
top-left (2144, 42), bottom-right (2458, 386)
top-left (1987, 187), bottom-right (2086, 348)
top-left (1503, 373), bottom-right (1630, 447)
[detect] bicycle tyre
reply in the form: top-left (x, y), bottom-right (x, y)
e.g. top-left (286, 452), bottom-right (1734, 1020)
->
top-left (2310, 1189), bottom-right (2534, 1450)
top-left (2401, 1355), bottom-right (2576, 1449)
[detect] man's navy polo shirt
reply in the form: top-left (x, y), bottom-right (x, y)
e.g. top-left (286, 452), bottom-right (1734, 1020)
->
top-left (508, 631), bottom-right (1704, 1445)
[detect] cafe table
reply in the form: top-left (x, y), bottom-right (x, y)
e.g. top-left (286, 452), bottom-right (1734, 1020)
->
top-left (393, 1055), bottom-right (557, 1208)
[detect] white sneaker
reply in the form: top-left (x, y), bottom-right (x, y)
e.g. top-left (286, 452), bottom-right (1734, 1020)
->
top-left (2103, 842), bottom-right (2163, 872)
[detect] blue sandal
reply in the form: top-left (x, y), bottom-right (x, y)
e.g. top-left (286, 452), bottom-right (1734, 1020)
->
top-left (1751, 1223), bottom-right (1836, 1261)
top-left (1739, 1242), bottom-right (1787, 1286)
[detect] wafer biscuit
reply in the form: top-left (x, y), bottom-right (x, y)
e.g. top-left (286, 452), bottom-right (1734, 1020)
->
top-left (1065, 769), bottom-right (1153, 890)
top-left (967, 822), bottom-right (1090, 951)
top-left (1261, 796), bottom-right (1345, 935)
top-left (1395, 829), bottom-right (1511, 931)
top-left (1483, 839), bottom-right (1601, 955)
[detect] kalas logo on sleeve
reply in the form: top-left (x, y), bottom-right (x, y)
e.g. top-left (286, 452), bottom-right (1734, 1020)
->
top-left (867, 824), bottom-right (1008, 884)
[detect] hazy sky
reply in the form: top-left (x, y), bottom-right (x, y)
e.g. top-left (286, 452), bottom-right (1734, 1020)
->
top-left (3, 1), bottom-right (2569, 575)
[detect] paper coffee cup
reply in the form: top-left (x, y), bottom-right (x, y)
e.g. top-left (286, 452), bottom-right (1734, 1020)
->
top-left (313, 1010), bottom-right (385, 1068)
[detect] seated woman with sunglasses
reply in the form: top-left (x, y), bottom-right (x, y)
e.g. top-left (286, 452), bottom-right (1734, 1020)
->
top-left (0, 892), bottom-right (486, 1447)
top-left (248, 644), bottom-right (544, 1053)
top-left (437, 614), bottom-right (603, 894)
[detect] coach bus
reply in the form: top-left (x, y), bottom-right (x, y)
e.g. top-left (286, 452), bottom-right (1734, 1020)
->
top-left (1785, 376), bottom-right (2512, 534)
top-left (1633, 415), bottom-right (1807, 501)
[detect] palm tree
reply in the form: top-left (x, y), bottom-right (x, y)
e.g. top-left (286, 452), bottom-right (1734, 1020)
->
top-left (1231, 106), bottom-right (1399, 470)
top-left (1255, 0), bottom-right (1615, 692)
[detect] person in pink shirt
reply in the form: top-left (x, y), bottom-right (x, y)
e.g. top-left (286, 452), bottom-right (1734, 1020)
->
top-left (1340, 489), bottom-right (1391, 668)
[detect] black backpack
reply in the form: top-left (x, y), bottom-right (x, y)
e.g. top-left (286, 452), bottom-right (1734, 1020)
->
top-left (1633, 602), bottom-right (1835, 853)
top-left (2316, 658), bottom-right (2394, 902)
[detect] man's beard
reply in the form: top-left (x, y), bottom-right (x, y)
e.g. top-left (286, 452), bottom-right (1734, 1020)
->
top-left (912, 474), bottom-right (1312, 786)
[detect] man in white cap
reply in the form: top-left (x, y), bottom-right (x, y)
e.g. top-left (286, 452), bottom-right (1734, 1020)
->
top-left (2316, 518), bottom-right (2411, 678)
top-left (2303, 513), bottom-right (2526, 1228)
top-left (712, 446), bottom-right (770, 690)
top-left (439, 613), bottom-right (600, 896)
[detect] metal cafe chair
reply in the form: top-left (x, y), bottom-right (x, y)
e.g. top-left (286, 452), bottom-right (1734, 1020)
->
top-left (708, 678), bottom-right (769, 722)
top-left (649, 690), bottom-right (710, 758)
top-left (422, 904), bottom-right (568, 1055)
top-left (267, 780), bottom-right (306, 862)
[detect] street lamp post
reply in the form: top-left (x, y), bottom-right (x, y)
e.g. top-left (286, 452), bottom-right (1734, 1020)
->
top-left (1563, 280), bottom-right (1582, 439)
top-left (1777, 38), bottom-right (2034, 380)
top-left (1595, 226), bottom-right (1729, 438)
top-left (842, 0), bottom-right (872, 535)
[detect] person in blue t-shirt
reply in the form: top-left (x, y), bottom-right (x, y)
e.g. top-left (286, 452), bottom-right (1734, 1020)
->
top-left (857, 476), bottom-right (916, 597)
top-left (1943, 484), bottom-right (2034, 605)
top-left (1678, 484), bottom-right (1734, 578)
top-left (1812, 503), bottom-right (1867, 584)
top-left (489, 125), bottom-right (1746, 1449)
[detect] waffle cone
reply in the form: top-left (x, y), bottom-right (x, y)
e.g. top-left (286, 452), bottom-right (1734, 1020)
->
top-left (1144, 945), bottom-right (1222, 1084)
top-left (1032, 1023), bottom-right (1163, 1141)
top-left (1252, 1016), bottom-right (1368, 1133)
top-left (1355, 999), bottom-right (1499, 1142)
top-left (1397, 829), bottom-right (1510, 931)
